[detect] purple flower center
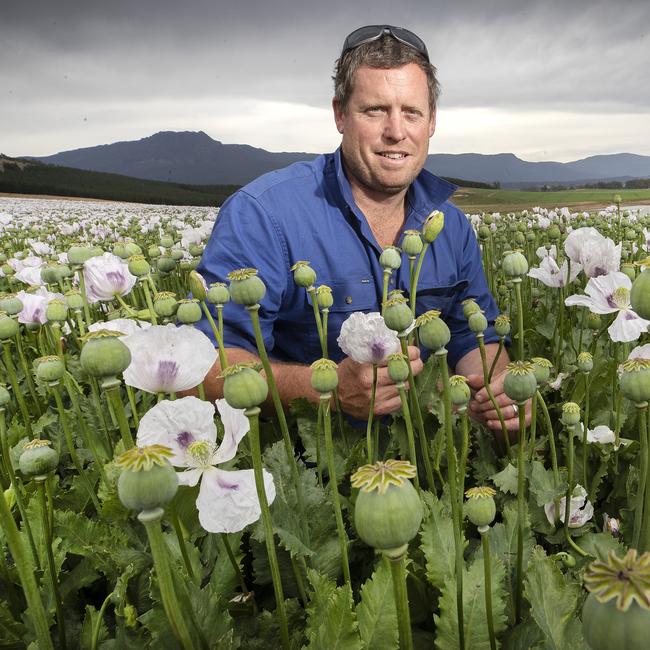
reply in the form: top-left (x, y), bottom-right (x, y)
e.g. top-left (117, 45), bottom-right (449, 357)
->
top-left (606, 294), bottom-right (617, 309)
top-left (157, 359), bottom-right (179, 390)
top-left (106, 270), bottom-right (125, 289)
top-left (370, 340), bottom-right (388, 363)
top-left (216, 474), bottom-right (240, 491)
top-left (592, 266), bottom-right (606, 277)
top-left (176, 431), bottom-right (194, 449)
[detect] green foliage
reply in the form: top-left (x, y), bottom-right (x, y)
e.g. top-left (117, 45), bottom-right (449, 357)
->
top-left (419, 491), bottom-right (458, 588)
top-left (491, 463), bottom-right (519, 495)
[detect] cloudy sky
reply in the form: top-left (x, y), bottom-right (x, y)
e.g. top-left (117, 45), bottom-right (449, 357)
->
top-left (3, 0), bottom-right (649, 162)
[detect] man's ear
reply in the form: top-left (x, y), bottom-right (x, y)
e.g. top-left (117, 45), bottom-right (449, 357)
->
top-left (332, 98), bottom-right (345, 134)
top-left (429, 108), bottom-right (437, 138)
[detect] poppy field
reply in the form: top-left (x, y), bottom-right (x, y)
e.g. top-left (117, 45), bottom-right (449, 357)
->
top-left (1, 196), bottom-right (650, 649)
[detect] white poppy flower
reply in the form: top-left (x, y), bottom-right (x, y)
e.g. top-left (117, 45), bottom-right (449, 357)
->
top-left (548, 372), bottom-right (569, 390)
top-left (136, 396), bottom-right (275, 533)
top-left (16, 287), bottom-right (64, 325)
top-left (564, 227), bottom-right (621, 278)
top-left (565, 272), bottom-right (650, 342)
top-left (122, 324), bottom-right (217, 393)
top-left (528, 255), bottom-right (581, 288)
top-left (88, 318), bottom-right (151, 337)
top-left (544, 484), bottom-right (594, 528)
top-left (83, 253), bottom-right (137, 303)
top-left (587, 425), bottom-right (616, 445)
top-left (337, 312), bottom-right (400, 364)
top-left (629, 344), bottom-right (650, 361)
top-left (14, 265), bottom-right (46, 287)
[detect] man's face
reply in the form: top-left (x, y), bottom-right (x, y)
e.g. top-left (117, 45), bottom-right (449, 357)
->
top-left (333, 63), bottom-right (436, 200)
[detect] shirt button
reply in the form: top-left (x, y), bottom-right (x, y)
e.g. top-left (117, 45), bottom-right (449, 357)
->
top-left (345, 296), bottom-right (353, 304)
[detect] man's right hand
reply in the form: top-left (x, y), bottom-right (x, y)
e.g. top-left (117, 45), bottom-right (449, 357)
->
top-left (336, 345), bottom-right (423, 419)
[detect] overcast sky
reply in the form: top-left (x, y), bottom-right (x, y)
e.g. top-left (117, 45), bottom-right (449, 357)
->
top-left (2, 0), bottom-right (649, 162)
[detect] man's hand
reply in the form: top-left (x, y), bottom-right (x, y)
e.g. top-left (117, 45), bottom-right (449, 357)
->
top-left (336, 346), bottom-right (423, 420)
top-left (466, 369), bottom-right (532, 434)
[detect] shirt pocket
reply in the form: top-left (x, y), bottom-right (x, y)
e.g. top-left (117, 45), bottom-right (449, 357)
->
top-left (304, 277), bottom-right (378, 361)
top-left (415, 279), bottom-right (469, 319)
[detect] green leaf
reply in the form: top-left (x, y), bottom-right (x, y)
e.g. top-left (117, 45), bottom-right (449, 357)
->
top-left (419, 491), bottom-right (456, 589)
top-left (80, 604), bottom-right (109, 649)
top-left (523, 546), bottom-right (588, 650)
top-left (577, 532), bottom-right (625, 562)
top-left (304, 570), bottom-right (362, 650)
top-left (528, 461), bottom-right (567, 507)
top-left (501, 618), bottom-right (545, 649)
top-left (434, 553), bottom-right (507, 650)
top-left (0, 600), bottom-right (25, 648)
top-left (356, 557), bottom-right (398, 650)
top-left (415, 355), bottom-right (442, 415)
top-left (491, 463), bottom-right (519, 495)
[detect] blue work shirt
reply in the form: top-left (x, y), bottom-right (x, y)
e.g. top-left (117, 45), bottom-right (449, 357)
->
top-left (195, 148), bottom-right (500, 369)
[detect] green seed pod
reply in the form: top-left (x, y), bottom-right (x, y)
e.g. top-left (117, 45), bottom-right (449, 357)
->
top-left (153, 292), bottom-right (178, 318)
top-left (449, 375), bottom-right (471, 406)
top-left (631, 268), bottom-right (650, 320)
top-left (310, 358), bottom-right (339, 394)
top-left (222, 363), bottom-right (269, 409)
top-left (503, 361), bottom-right (537, 402)
top-left (514, 232), bottom-right (526, 247)
top-left (160, 235), bottom-right (174, 249)
top-left (116, 446), bottom-right (178, 513)
top-left (189, 244), bottom-right (204, 258)
top-left (128, 255), bottom-right (151, 278)
top-left (621, 262), bottom-right (636, 282)
top-left (0, 313), bottom-right (19, 340)
top-left (501, 250), bottom-right (529, 279)
top-left (316, 285), bottom-right (333, 309)
top-left (156, 255), bottom-right (176, 273)
top-left (228, 268), bottom-right (266, 306)
top-left (383, 296), bottom-right (413, 333)
top-left (46, 299), bottom-right (68, 323)
top-left (494, 314), bottom-right (511, 337)
top-left (531, 357), bottom-right (552, 385)
top-left (417, 310), bottom-right (451, 351)
top-left (462, 299), bottom-right (481, 319)
top-left (290, 261), bottom-right (317, 288)
top-left (80, 331), bottom-right (132, 379)
top-left (422, 210), bottom-right (444, 243)
top-left (582, 549), bottom-right (650, 650)
top-left (379, 246), bottom-right (402, 271)
top-left (147, 245), bottom-right (161, 259)
top-left (1, 264), bottom-right (14, 277)
top-left (483, 214), bottom-right (493, 225)
top-left (464, 486), bottom-right (497, 527)
top-left (561, 402), bottom-right (581, 426)
top-left (124, 242), bottom-right (142, 258)
top-left (65, 290), bottom-right (84, 311)
top-left (67, 245), bottom-right (93, 266)
top-left (0, 294), bottom-right (23, 316)
top-left (525, 231), bottom-right (536, 242)
top-left (619, 359), bottom-right (650, 405)
top-left (401, 230), bottom-right (423, 257)
top-left (170, 249), bottom-right (184, 262)
top-left (0, 385), bottom-right (10, 407)
top-left (176, 299), bottom-right (202, 324)
top-left (35, 355), bottom-right (65, 383)
top-left (19, 439), bottom-right (59, 478)
top-left (586, 312), bottom-right (602, 330)
top-left (553, 552), bottom-right (576, 568)
top-left (387, 353), bottom-right (410, 384)
top-left (188, 270), bottom-right (208, 301)
top-left (577, 351), bottom-right (594, 373)
top-left (547, 224), bottom-right (561, 241)
top-left (207, 282), bottom-right (230, 305)
top-left (351, 460), bottom-right (423, 558)
top-left (468, 311), bottom-right (488, 334)
top-left (478, 225), bottom-right (491, 241)
top-left (113, 243), bottom-right (128, 259)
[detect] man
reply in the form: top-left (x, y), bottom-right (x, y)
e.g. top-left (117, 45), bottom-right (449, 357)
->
top-left (196, 25), bottom-right (523, 432)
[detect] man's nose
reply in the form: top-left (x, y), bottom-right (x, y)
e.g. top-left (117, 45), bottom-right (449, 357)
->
top-left (383, 112), bottom-right (406, 142)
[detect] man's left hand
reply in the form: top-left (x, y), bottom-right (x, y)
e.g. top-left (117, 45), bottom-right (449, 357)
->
top-left (465, 370), bottom-right (532, 434)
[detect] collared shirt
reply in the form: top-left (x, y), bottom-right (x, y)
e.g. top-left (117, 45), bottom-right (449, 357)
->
top-left (195, 148), bottom-right (500, 369)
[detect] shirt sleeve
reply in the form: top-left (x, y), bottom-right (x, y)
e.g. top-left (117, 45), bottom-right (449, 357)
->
top-left (444, 205), bottom-right (503, 369)
top-left (194, 190), bottom-right (289, 355)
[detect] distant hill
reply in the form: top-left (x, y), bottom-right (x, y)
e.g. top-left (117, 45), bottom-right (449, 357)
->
top-left (0, 155), bottom-right (238, 206)
top-left (26, 131), bottom-right (650, 187)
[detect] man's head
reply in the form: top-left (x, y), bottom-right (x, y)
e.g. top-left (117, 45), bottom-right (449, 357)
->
top-left (332, 26), bottom-right (439, 200)
top-left (333, 25), bottom-right (440, 114)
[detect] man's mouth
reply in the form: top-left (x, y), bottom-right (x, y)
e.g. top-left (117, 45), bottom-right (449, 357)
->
top-left (378, 152), bottom-right (408, 160)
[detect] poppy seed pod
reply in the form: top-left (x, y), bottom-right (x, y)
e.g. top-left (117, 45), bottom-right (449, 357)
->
top-left (631, 268), bottom-right (650, 320)
top-left (468, 311), bottom-right (488, 334)
top-left (228, 268), bottom-right (266, 306)
top-left (561, 402), bottom-right (581, 427)
top-left (46, 299), bottom-right (68, 323)
top-left (316, 285), bottom-right (333, 309)
top-left (0, 313), bottom-right (19, 340)
top-left (176, 299), bottom-right (202, 324)
top-left (422, 210), bottom-right (444, 243)
top-left (387, 353), bottom-right (410, 384)
top-left (207, 282), bottom-right (230, 305)
top-left (0, 294), bottom-right (23, 316)
top-left (35, 355), bottom-right (65, 383)
top-left (577, 352), bottom-right (594, 374)
top-left (153, 292), bottom-right (178, 318)
top-left (502, 250), bottom-right (529, 279)
top-left (379, 246), bottom-right (402, 271)
top-left (464, 486), bottom-right (497, 527)
top-left (290, 261), bottom-right (317, 288)
top-left (531, 357), bottom-right (552, 385)
top-left (222, 362), bottom-right (269, 409)
top-left (417, 310), bottom-right (451, 351)
top-left (401, 230), bottom-right (423, 257)
top-left (80, 330), bottom-right (132, 379)
top-left (449, 375), bottom-right (471, 406)
top-left (128, 255), bottom-right (151, 278)
top-left (383, 296), bottom-right (413, 333)
top-left (65, 290), bottom-right (84, 311)
top-left (310, 358), bottom-right (339, 394)
top-left (462, 299), bottom-right (481, 319)
top-left (67, 245), bottom-right (94, 266)
top-left (188, 270), bottom-right (208, 301)
top-left (156, 255), bottom-right (176, 273)
top-left (619, 359), bottom-right (650, 405)
top-left (19, 439), bottom-right (59, 479)
top-left (503, 361), bottom-right (537, 403)
top-left (495, 314), bottom-right (511, 337)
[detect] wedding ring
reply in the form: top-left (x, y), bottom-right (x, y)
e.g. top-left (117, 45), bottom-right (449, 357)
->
top-left (512, 403), bottom-right (519, 417)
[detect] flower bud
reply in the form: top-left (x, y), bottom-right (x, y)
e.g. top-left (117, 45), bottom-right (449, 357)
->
top-left (176, 299), bottom-right (202, 324)
top-left (207, 282), bottom-right (230, 305)
top-left (222, 363), bottom-right (268, 409)
top-left (577, 352), bottom-right (594, 373)
top-left (531, 357), bottom-right (552, 385)
top-left (188, 271), bottom-right (208, 301)
top-left (502, 250), bottom-right (529, 279)
top-left (464, 486), bottom-right (496, 527)
top-left (19, 439), bottom-right (59, 479)
top-left (228, 268), bottom-right (266, 306)
top-left (494, 314), bottom-right (511, 337)
top-left (449, 375), bottom-right (471, 406)
top-left (620, 359), bottom-right (650, 405)
top-left (422, 210), bottom-right (444, 243)
top-left (310, 358), bottom-right (339, 394)
top-left (503, 361), bottom-right (537, 402)
top-left (153, 292), bottom-right (178, 318)
top-left (401, 230), bottom-right (423, 257)
top-left (379, 246), bottom-right (402, 271)
top-left (561, 402), bottom-right (581, 426)
top-left (382, 296), bottom-right (413, 333)
top-left (0, 313), bottom-right (19, 340)
top-left (417, 310), bottom-right (451, 351)
top-left (128, 255), bottom-right (151, 278)
top-left (387, 353), bottom-right (410, 384)
top-left (291, 261), bottom-right (317, 288)
top-left (80, 331), bottom-right (132, 379)
top-left (316, 285), bottom-right (333, 310)
top-left (35, 355), bottom-right (65, 383)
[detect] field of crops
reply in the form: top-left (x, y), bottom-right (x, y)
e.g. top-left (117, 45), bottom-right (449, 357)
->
top-left (1, 195), bottom-right (650, 649)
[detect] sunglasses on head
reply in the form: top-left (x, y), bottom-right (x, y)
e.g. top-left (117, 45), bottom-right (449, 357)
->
top-left (341, 25), bottom-right (429, 62)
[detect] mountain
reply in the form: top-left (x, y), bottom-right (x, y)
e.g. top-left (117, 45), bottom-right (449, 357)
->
top-left (29, 131), bottom-right (650, 187)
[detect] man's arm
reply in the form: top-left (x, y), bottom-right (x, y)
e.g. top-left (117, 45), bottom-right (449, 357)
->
top-left (455, 343), bottom-right (530, 434)
top-left (201, 346), bottom-right (424, 420)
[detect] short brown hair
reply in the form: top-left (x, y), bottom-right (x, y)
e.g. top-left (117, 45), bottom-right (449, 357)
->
top-left (333, 35), bottom-right (440, 113)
